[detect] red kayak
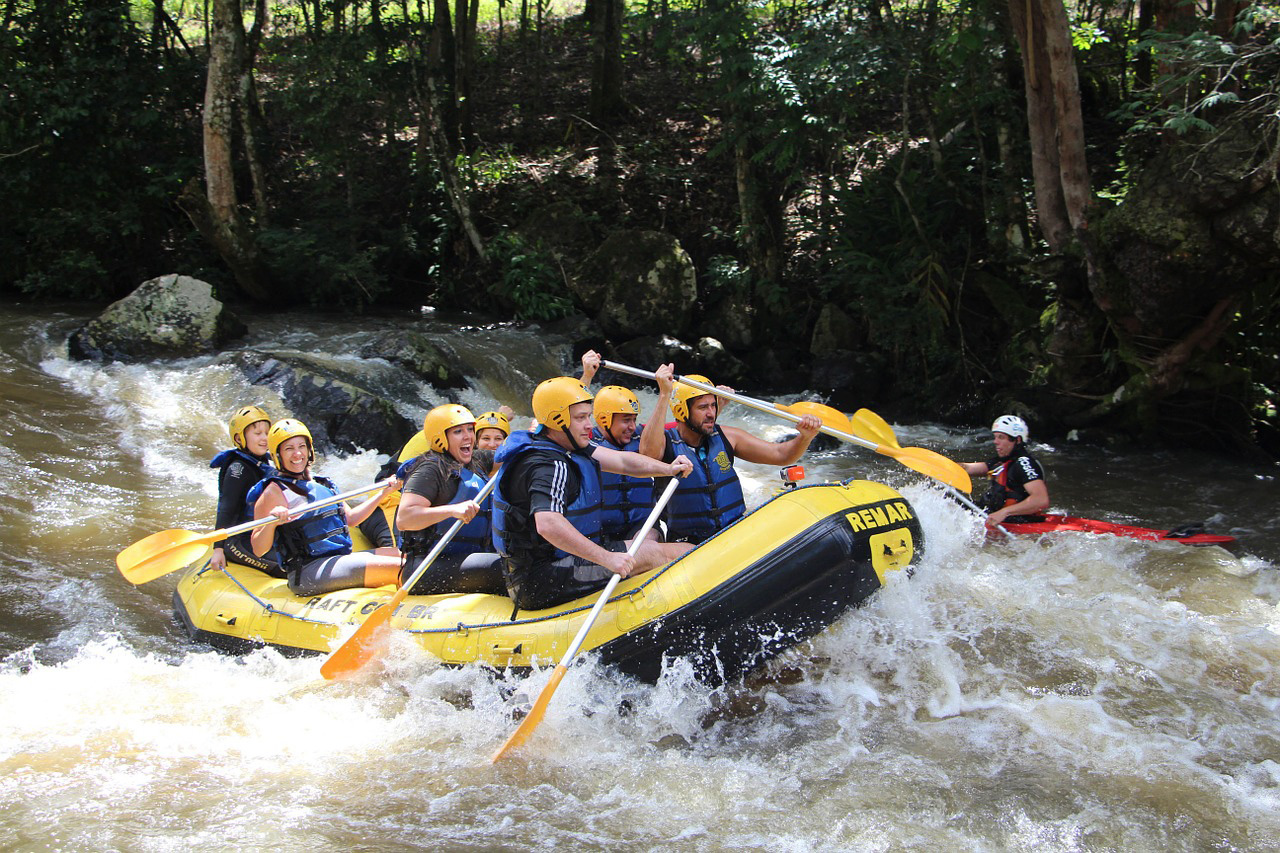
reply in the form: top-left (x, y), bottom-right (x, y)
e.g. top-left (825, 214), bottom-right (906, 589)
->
top-left (1001, 515), bottom-right (1236, 547)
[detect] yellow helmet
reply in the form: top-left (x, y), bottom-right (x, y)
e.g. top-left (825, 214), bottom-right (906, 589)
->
top-left (532, 376), bottom-right (593, 433)
top-left (476, 410), bottom-right (511, 438)
top-left (422, 403), bottom-right (476, 453)
top-left (229, 405), bottom-right (271, 450)
top-left (670, 374), bottom-right (715, 423)
top-left (594, 385), bottom-right (640, 431)
top-left (268, 418), bottom-right (314, 470)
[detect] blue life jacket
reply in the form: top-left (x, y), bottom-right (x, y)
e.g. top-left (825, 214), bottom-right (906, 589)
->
top-left (491, 429), bottom-right (604, 563)
top-left (210, 448), bottom-right (275, 524)
top-left (399, 451), bottom-right (493, 556)
top-left (664, 425), bottom-right (745, 542)
top-left (591, 425), bottom-right (653, 537)
top-left (246, 473), bottom-right (351, 567)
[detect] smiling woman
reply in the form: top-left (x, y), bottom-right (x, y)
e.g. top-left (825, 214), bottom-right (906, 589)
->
top-left (394, 404), bottom-right (506, 595)
top-left (246, 419), bottom-right (404, 596)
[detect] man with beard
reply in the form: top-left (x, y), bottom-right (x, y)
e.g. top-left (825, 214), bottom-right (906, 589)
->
top-left (491, 376), bottom-right (694, 612)
top-left (638, 364), bottom-right (822, 545)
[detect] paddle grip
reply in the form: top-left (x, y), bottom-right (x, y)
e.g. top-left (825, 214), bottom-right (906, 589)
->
top-left (950, 488), bottom-right (1009, 536)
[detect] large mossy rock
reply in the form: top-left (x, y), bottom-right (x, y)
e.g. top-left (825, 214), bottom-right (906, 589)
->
top-left (68, 274), bottom-right (246, 362)
top-left (518, 200), bottom-right (599, 260)
top-left (1058, 115), bottom-right (1280, 445)
top-left (224, 350), bottom-right (416, 457)
top-left (358, 330), bottom-right (466, 389)
top-left (809, 349), bottom-right (887, 410)
top-left (809, 303), bottom-right (860, 357)
top-left (575, 230), bottom-right (698, 337)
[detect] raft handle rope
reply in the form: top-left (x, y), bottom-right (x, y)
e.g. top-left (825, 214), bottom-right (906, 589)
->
top-left (201, 479), bottom-right (860, 633)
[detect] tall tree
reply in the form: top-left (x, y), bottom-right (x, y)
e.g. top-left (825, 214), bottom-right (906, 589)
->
top-left (589, 0), bottom-right (626, 124)
top-left (1006, 0), bottom-right (1091, 254)
top-left (179, 0), bottom-right (271, 299)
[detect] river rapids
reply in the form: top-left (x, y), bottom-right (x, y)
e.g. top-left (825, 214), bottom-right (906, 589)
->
top-left (1, 303), bottom-right (1278, 851)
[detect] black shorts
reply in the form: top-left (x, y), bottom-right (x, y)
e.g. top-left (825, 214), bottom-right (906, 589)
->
top-left (513, 538), bottom-right (628, 611)
top-left (400, 551), bottom-right (507, 596)
top-left (621, 518), bottom-right (667, 542)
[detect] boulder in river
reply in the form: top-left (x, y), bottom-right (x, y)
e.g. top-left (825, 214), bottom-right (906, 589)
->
top-left (223, 350), bottom-right (416, 458)
top-left (358, 330), bottom-right (466, 389)
top-left (809, 348), bottom-right (887, 410)
top-left (575, 230), bottom-right (698, 337)
top-left (67, 274), bottom-right (246, 363)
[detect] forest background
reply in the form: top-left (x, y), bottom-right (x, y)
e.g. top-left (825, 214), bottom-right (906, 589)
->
top-left (3, 0), bottom-right (1278, 456)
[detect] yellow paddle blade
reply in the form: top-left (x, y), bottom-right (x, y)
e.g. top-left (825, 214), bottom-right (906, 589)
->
top-left (780, 401), bottom-right (852, 434)
top-left (116, 528), bottom-right (219, 585)
top-left (851, 409), bottom-right (900, 449)
top-left (492, 664), bottom-right (568, 763)
top-left (319, 587), bottom-right (408, 680)
top-left (878, 444), bottom-right (972, 493)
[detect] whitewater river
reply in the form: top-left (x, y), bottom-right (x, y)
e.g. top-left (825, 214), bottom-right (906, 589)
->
top-left (1, 302), bottom-right (1278, 851)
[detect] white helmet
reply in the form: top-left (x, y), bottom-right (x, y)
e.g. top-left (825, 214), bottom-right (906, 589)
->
top-left (991, 414), bottom-right (1029, 442)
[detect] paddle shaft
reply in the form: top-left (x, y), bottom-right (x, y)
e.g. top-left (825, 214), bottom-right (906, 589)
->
top-left (559, 476), bottom-right (679, 664)
top-left (318, 473), bottom-right (501, 680)
top-left (400, 473), bottom-right (501, 592)
top-left (602, 360), bottom-right (882, 452)
top-left (491, 477), bottom-right (680, 762)
top-left (950, 486), bottom-right (1008, 536)
top-left (853, 408), bottom-right (1008, 535)
top-left (217, 477), bottom-right (398, 543)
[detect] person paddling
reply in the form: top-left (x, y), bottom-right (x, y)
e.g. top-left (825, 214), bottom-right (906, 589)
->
top-left (490, 377), bottom-right (694, 612)
top-left (592, 384), bottom-right (677, 544)
top-left (248, 419), bottom-right (403, 596)
top-left (209, 405), bottom-right (280, 575)
top-left (961, 415), bottom-right (1050, 528)
top-left (638, 364), bottom-right (822, 545)
top-left (395, 404), bottom-right (504, 594)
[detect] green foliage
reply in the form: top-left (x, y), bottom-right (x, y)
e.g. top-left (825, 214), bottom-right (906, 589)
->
top-left (0, 1), bottom-right (205, 298)
top-left (484, 232), bottom-right (574, 322)
top-left (458, 146), bottom-right (526, 191)
top-left (1113, 17), bottom-right (1279, 136)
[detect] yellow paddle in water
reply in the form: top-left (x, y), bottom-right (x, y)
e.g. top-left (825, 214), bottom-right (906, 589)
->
top-left (602, 361), bottom-right (972, 494)
top-left (492, 476), bottom-right (681, 762)
top-left (319, 473), bottom-right (502, 680)
top-left (116, 478), bottom-right (397, 585)
top-left (851, 408), bottom-right (1005, 534)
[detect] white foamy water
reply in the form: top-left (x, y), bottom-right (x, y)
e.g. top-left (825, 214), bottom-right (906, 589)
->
top-left (2, 304), bottom-right (1278, 850)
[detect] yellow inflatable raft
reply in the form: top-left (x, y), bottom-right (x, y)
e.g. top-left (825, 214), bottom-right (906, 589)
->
top-left (173, 478), bottom-right (922, 683)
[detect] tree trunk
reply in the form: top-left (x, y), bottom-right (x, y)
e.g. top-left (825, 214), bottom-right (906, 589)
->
top-left (183, 0), bottom-right (270, 300)
top-left (589, 0), bottom-right (626, 124)
top-left (1007, 0), bottom-right (1091, 253)
top-left (418, 74), bottom-right (486, 261)
top-left (453, 0), bottom-right (473, 144)
top-left (432, 0), bottom-right (459, 149)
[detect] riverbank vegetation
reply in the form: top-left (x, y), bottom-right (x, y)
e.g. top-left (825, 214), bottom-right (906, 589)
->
top-left (3, 0), bottom-right (1278, 454)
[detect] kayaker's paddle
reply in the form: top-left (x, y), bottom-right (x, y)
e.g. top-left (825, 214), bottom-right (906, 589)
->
top-left (319, 473), bottom-right (502, 680)
top-left (851, 408), bottom-right (1007, 535)
top-left (491, 476), bottom-right (681, 763)
top-left (117, 478), bottom-right (397, 585)
top-left (602, 360), bottom-right (972, 494)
